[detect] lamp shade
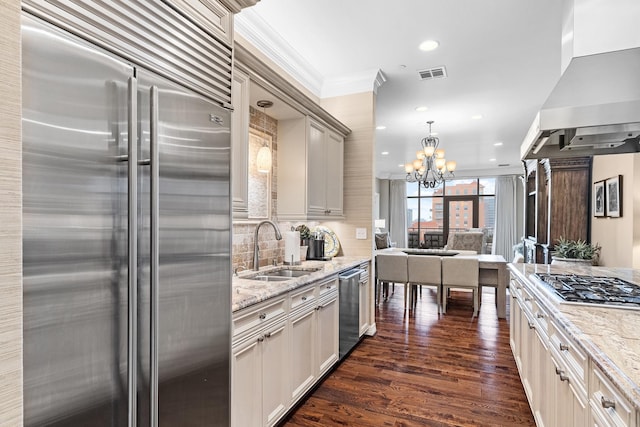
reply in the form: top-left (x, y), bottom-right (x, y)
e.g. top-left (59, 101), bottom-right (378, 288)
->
top-left (256, 145), bottom-right (272, 173)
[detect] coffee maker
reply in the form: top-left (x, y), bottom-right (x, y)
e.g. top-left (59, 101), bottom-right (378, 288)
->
top-left (306, 232), bottom-right (325, 260)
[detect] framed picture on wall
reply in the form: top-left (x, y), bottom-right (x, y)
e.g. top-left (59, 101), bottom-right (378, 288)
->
top-left (593, 180), bottom-right (606, 217)
top-left (605, 175), bottom-right (622, 217)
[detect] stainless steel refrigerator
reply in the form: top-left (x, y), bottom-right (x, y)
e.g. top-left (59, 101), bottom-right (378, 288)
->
top-left (22, 14), bottom-right (231, 426)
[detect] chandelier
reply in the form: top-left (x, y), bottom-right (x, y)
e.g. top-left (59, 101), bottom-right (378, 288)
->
top-left (404, 120), bottom-right (456, 189)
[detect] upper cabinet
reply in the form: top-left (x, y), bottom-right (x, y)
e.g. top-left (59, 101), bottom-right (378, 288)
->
top-left (278, 117), bottom-right (345, 220)
top-left (231, 69), bottom-right (250, 220)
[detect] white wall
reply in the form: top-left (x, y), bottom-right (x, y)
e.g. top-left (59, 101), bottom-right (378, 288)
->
top-left (591, 153), bottom-right (640, 268)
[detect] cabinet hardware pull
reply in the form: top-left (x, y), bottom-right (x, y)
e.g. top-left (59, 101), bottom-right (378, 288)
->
top-left (601, 396), bottom-right (616, 409)
top-left (257, 335), bottom-right (264, 342)
top-left (528, 322), bottom-right (535, 329)
top-left (555, 367), bottom-right (562, 375)
top-left (259, 313), bottom-right (266, 320)
top-left (559, 343), bottom-right (569, 351)
top-left (316, 305), bottom-right (323, 311)
top-left (525, 297), bottom-right (532, 302)
top-left (301, 296), bottom-right (307, 301)
top-left (536, 312), bottom-right (544, 318)
top-left (264, 332), bottom-right (271, 338)
top-left (559, 372), bottom-right (569, 382)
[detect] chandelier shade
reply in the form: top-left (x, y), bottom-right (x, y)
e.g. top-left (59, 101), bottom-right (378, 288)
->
top-left (256, 99), bottom-right (273, 174)
top-left (405, 121), bottom-right (456, 189)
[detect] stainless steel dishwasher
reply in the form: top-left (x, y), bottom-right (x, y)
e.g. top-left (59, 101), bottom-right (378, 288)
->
top-left (339, 268), bottom-right (364, 360)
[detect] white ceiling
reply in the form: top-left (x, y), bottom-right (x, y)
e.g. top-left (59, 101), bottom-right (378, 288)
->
top-left (237, 0), bottom-right (565, 178)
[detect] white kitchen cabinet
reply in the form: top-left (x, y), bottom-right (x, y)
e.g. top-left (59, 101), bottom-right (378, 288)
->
top-left (316, 291), bottom-right (339, 376)
top-left (510, 274), bottom-right (589, 427)
top-left (232, 297), bottom-right (289, 427)
top-left (233, 272), bottom-right (343, 427)
top-left (289, 276), bottom-right (339, 401)
top-left (590, 363), bottom-right (636, 427)
top-left (358, 263), bottom-right (370, 337)
top-left (277, 116), bottom-right (344, 220)
top-left (231, 68), bottom-right (249, 219)
top-left (289, 299), bottom-right (316, 402)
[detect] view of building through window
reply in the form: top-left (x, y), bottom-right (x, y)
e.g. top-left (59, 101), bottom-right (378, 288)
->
top-left (406, 178), bottom-right (495, 250)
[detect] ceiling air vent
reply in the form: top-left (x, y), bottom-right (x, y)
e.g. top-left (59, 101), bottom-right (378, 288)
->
top-left (498, 163), bottom-right (510, 167)
top-left (418, 66), bottom-right (447, 81)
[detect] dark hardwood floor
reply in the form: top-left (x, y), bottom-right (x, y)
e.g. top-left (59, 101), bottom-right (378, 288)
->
top-left (282, 285), bottom-right (535, 427)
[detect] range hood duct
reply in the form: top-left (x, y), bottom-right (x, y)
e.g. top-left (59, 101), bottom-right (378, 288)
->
top-left (521, 0), bottom-right (640, 159)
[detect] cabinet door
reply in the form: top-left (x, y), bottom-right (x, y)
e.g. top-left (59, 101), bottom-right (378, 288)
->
top-left (509, 282), bottom-right (521, 364)
top-left (358, 278), bottom-right (369, 337)
top-left (307, 120), bottom-right (327, 215)
top-left (317, 295), bottom-right (339, 375)
top-left (231, 68), bottom-right (249, 219)
top-left (324, 130), bottom-right (343, 216)
top-left (289, 308), bottom-right (316, 402)
top-left (232, 337), bottom-right (262, 427)
top-left (262, 321), bottom-right (289, 427)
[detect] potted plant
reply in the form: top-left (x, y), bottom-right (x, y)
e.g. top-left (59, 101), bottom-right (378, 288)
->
top-left (294, 224), bottom-right (312, 260)
top-left (551, 237), bottom-right (601, 266)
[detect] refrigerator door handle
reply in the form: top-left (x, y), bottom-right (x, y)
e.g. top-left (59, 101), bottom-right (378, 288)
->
top-left (127, 76), bottom-right (139, 427)
top-left (149, 85), bottom-right (160, 427)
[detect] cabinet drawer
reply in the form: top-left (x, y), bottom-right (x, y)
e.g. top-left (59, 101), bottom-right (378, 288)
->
top-left (233, 296), bottom-right (287, 338)
top-left (290, 285), bottom-right (317, 312)
top-left (590, 364), bottom-right (636, 427)
top-left (318, 276), bottom-right (339, 299)
top-left (549, 320), bottom-right (587, 396)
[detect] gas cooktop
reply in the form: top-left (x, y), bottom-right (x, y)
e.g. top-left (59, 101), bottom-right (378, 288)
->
top-left (534, 273), bottom-right (640, 308)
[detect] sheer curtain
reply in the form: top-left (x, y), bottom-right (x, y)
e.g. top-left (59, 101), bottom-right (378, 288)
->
top-left (389, 180), bottom-right (407, 248)
top-left (493, 175), bottom-right (518, 260)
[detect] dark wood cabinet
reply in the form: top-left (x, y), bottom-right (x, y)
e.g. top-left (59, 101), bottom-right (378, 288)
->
top-left (523, 157), bottom-right (591, 264)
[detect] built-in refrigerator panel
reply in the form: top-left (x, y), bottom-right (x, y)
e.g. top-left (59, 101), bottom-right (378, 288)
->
top-left (136, 71), bottom-right (231, 426)
top-left (22, 13), bottom-right (231, 427)
top-left (22, 15), bottom-right (132, 426)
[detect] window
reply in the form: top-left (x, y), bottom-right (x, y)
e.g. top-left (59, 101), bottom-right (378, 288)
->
top-left (406, 178), bottom-right (496, 249)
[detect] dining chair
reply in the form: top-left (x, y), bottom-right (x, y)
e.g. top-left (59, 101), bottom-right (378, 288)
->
top-left (375, 253), bottom-right (409, 308)
top-left (407, 255), bottom-right (442, 312)
top-left (441, 257), bottom-right (480, 317)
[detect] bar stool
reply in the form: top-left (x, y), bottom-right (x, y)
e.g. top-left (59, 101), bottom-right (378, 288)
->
top-left (407, 255), bottom-right (442, 312)
top-left (441, 257), bottom-right (479, 317)
top-left (375, 253), bottom-right (408, 308)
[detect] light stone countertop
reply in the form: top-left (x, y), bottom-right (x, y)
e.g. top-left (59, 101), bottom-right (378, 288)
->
top-left (232, 256), bottom-right (370, 312)
top-left (508, 262), bottom-right (640, 411)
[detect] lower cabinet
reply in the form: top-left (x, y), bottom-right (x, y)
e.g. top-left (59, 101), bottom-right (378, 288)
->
top-left (358, 263), bottom-right (370, 336)
top-left (232, 313), bottom-right (289, 427)
top-left (510, 274), bottom-right (589, 426)
top-left (232, 274), bottom-right (340, 427)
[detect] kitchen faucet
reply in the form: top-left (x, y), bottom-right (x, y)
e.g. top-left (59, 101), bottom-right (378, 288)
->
top-left (253, 220), bottom-right (283, 270)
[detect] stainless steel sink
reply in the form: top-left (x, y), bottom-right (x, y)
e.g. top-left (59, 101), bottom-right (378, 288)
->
top-left (260, 268), bottom-right (319, 278)
top-left (247, 267), bottom-right (321, 281)
top-left (248, 275), bottom-right (293, 282)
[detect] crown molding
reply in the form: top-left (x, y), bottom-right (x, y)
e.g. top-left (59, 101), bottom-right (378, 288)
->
top-left (218, 0), bottom-right (260, 14)
top-left (321, 69), bottom-right (387, 98)
top-left (235, 8), bottom-right (323, 96)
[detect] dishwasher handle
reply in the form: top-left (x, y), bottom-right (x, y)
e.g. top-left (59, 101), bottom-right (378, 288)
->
top-left (339, 269), bottom-right (364, 281)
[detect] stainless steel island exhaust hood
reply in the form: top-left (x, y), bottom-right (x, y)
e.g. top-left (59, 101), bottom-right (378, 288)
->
top-left (521, 0), bottom-right (640, 159)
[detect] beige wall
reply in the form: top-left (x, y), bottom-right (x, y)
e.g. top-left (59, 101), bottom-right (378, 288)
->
top-left (0, 1), bottom-right (23, 425)
top-left (321, 92), bottom-right (376, 259)
top-left (591, 153), bottom-right (640, 268)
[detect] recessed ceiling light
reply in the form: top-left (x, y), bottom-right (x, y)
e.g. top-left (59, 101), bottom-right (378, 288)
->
top-left (415, 106), bottom-right (428, 112)
top-left (398, 164), bottom-right (405, 168)
top-left (489, 158), bottom-right (496, 162)
top-left (419, 40), bottom-right (439, 51)
top-left (472, 114), bottom-right (483, 120)
top-left (376, 125), bottom-right (386, 130)
top-left (381, 151), bottom-right (389, 155)
top-left (494, 142), bottom-right (503, 146)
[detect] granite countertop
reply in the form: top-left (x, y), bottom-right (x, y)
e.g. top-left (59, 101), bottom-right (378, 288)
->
top-left (232, 256), bottom-right (370, 312)
top-left (509, 262), bottom-right (640, 411)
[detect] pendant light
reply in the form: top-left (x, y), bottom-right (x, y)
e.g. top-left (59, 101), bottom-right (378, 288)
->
top-left (256, 100), bottom-right (273, 174)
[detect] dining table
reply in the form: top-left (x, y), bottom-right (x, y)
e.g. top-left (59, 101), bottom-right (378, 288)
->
top-left (376, 248), bottom-right (509, 318)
